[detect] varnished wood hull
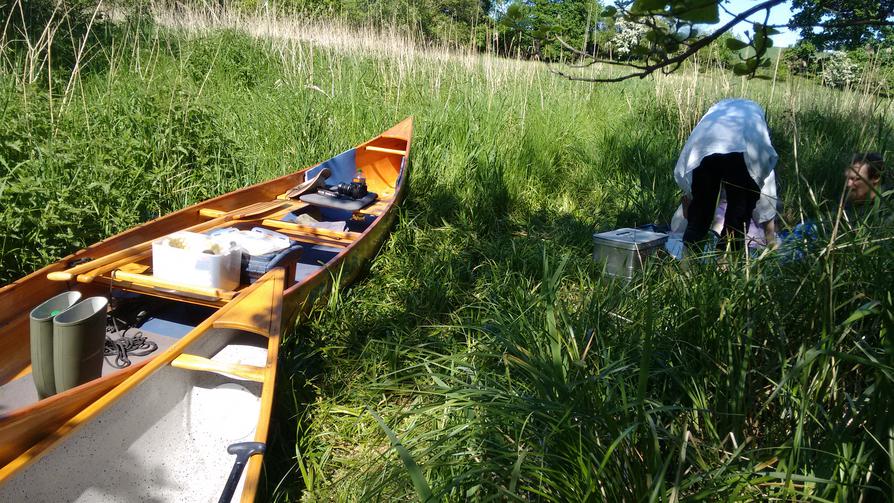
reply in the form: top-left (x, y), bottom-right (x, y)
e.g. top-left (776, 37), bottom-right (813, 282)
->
top-left (0, 117), bottom-right (413, 500)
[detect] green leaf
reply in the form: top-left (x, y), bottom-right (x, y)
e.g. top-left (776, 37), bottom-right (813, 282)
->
top-left (369, 408), bottom-right (433, 502)
top-left (676, 0), bottom-right (718, 23)
top-left (632, 0), bottom-right (668, 13)
top-left (601, 6), bottom-right (617, 17)
top-left (733, 63), bottom-right (752, 76)
top-left (631, 45), bottom-right (651, 57)
top-left (843, 301), bottom-right (881, 325)
top-left (753, 23), bottom-right (780, 36)
top-left (725, 38), bottom-right (748, 51)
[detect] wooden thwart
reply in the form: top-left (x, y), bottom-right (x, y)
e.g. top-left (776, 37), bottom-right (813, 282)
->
top-left (354, 198), bottom-right (392, 216)
top-left (170, 354), bottom-right (265, 383)
top-left (109, 270), bottom-right (237, 302)
top-left (365, 145), bottom-right (407, 156)
top-left (261, 219), bottom-right (360, 241)
top-left (272, 229), bottom-right (351, 248)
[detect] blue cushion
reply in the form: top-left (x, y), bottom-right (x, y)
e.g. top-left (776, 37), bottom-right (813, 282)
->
top-left (305, 148), bottom-right (357, 186)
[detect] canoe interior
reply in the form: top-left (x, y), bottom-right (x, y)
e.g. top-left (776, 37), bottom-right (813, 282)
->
top-left (0, 328), bottom-right (268, 502)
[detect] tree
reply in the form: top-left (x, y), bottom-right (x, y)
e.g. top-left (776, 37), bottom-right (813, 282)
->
top-left (783, 40), bottom-right (819, 75)
top-left (699, 32), bottom-right (744, 69)
top-left (497, 2), bottom-right (535, 56)
top-left (551, 0), bottom-right (894, 83)
top-left (791, 0), bottom-right (894, 50)
top-left (268, 0), bottom-right (493, 45)
top-left (493, 0), bottom-right (600, 61)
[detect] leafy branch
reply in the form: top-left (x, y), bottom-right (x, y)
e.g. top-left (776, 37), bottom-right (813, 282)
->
top-left (551, 0), bottom-right (785, 83)
top-left (551, 0), bottom-right (894, 83)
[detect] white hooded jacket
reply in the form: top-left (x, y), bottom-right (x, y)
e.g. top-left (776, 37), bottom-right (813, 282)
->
top-left (673, 99), bottom-right (779, 223)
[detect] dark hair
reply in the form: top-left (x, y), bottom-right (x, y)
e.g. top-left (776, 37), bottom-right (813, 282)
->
top-left (851, 152), bottom-right (884, 180)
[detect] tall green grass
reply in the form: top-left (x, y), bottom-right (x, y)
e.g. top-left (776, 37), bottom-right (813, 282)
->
top-left (1, 5), bottom-right (891, 501)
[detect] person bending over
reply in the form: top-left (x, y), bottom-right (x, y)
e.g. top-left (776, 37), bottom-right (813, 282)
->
top-left (674, 99), bottom-right (778, 250)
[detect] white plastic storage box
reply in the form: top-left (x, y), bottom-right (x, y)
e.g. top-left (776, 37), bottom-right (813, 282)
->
top-left (208, 227), bottom-right (302, 284)
top-left (592, 228), bottom-right (668, 279)
top-left (152, 231), bottom-right (241, 290)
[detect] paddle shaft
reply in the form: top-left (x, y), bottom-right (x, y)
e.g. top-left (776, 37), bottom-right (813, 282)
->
top-left (47, 200), bottom-right (291, 282)
top-left (218, 442), bottom-right (266, 503)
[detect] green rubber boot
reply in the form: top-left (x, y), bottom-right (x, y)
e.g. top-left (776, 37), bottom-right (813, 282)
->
top-left (29, 291), bottom-right (82, 399)
top-left (53, 296), bottom-right (108, 394)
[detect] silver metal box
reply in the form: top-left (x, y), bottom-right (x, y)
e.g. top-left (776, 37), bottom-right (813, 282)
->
top-left (592, 228), bottom-right (668, 279)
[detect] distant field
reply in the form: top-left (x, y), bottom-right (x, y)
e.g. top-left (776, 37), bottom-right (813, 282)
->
top-left (1, 7), bottom-right (892, 501)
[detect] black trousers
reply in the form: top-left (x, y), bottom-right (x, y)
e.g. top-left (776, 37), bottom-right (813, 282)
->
top-left (683, 152), bottom-right (760, 250)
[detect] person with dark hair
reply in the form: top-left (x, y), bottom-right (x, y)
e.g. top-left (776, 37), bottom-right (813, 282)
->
top-left (674, 99), bottom-right (779, 251)
top-left (845, 152), bottom-right (884, 205)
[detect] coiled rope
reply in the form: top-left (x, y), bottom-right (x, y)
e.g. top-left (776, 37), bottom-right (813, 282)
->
top-left (105, 316), bottom-right (158, 369)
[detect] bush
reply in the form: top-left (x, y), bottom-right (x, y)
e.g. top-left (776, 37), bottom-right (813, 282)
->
top-left (784, 40), bottom-right (818, 75)
top-left (611, 18), bottom-right (648, 58)
top-left (698, 32), bottom-right (742, 69)
top-left (822, 50), bottom-right (859, 88)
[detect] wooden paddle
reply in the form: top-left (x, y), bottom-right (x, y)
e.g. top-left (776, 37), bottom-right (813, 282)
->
top-left (47, 200), bottom-right (290, 283)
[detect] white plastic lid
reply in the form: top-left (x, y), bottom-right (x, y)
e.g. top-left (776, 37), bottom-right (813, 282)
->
top-left (155, 231), bottom-right (238, 256)
top-left (210, 228), bottom-right (290, 256)
top-left (592, 228), bottom-right (668, 251)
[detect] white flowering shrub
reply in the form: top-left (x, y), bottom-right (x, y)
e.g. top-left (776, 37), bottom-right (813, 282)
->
top-left (612, 19), bottom-right (649, 57)
top-left (822, 50), bottom-right (859, 88)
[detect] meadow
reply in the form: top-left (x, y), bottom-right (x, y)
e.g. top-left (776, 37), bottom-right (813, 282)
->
top-left (1, 5), bottom-right (892, 501)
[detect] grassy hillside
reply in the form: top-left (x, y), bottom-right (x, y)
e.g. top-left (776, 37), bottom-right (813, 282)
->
top-left (1, 7), bottom-right (892, 501)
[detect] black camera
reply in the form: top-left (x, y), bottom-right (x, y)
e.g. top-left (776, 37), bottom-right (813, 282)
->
top-left (318, 180), bottom-right (368, 200)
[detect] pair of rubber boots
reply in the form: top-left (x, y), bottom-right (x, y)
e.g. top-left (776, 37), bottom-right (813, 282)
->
top-left (29, 292), bottom-right (108, 399)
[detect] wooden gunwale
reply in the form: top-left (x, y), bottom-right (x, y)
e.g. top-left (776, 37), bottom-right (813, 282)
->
top-left (239, 266), bottom-right (283, 503)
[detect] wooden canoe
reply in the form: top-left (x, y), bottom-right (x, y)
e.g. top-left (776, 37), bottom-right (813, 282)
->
top-left (0, 117), bottom-right (413, 501)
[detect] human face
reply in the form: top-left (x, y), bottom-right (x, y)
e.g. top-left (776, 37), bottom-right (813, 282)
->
top-left (845, 163), bottom-right (879, 204)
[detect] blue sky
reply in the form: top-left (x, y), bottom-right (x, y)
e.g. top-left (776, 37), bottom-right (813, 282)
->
top-left (714, 0), bottom-right (800, 47)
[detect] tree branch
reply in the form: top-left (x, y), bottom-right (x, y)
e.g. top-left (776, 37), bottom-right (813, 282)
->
top-left (813, 18), bottom-right (894, 28)
top-left (554, 0), bottom-right (787, 83)
top-left (556, 36), bottom-right (651, 70)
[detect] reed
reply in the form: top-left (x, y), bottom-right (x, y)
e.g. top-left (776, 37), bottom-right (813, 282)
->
top-left (1, 4), bottom-right (891, 501)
